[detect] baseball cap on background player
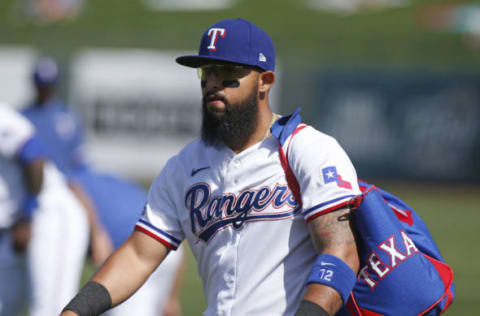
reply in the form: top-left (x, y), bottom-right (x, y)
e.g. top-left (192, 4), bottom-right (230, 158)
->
top-left (32, 57), bottom-right (59, 86)
top-left (176, 18), bottom-right (275, 72)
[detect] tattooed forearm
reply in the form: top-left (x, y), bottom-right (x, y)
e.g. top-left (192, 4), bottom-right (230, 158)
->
top-left (301, 207), bottom-right (361, 316)
top-left (308, 207), bottom-right (358, 256)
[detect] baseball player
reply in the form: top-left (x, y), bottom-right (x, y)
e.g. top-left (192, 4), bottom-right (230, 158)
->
top-left (22, 57), bottom-right (86, 176)
top-left (62, 18), bottom-right (361, 316)
top-left (0, 103), bottom-right (89, 316)
top-left (0, 102), bottom-right (44, 316)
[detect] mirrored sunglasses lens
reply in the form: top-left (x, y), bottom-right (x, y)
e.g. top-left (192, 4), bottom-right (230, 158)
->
top-left (198, 65), bottom-right (244, 81)
top-left (197, 68), bottom-right (205, 80)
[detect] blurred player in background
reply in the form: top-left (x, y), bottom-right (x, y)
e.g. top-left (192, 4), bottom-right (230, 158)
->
top-left (23, 57), bottom-right (184, 315)
top-left (22, 56), bottom-right (113, 267)
top-left (0, 103), bottom-right (88, 315)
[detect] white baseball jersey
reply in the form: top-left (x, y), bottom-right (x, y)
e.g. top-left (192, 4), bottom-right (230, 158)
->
top-left (136, 110), bottom-right (360, 315)
top-left (0, 104), bottom-right (89, 315)
top-left (0, 103), bottom-right (35, 228)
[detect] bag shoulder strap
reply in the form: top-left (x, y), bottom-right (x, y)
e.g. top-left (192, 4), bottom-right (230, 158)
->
top-left (272, 109), bottom-right (307, 208)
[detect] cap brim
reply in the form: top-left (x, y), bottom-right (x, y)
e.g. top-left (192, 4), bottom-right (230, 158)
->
top-left (176, 55), bottom-right (250, 68)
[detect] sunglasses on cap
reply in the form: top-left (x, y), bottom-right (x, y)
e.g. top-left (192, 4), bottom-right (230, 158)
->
top-left (198, 64), bottom-right (257, 88)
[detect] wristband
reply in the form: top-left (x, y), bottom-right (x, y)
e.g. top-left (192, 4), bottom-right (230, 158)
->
top-left (295, 300), bottom-right (329, 316)
top-left (62, 281), bottom-right (112, 316)
top-left (306, 254), bottom-right (356, 305)
top-left (22, 194), bottom-right (39, 219)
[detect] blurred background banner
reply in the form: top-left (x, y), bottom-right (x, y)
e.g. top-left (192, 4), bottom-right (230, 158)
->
top-left (0, 46), bottom-right (36, 108)
top-left (310, 70), bottom-right (480, 182)
top-left (69, 49), bottom-right (200, 177)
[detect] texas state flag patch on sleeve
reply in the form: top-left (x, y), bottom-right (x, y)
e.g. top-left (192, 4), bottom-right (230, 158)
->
top-left (322, 166), bottom-right (352, 189)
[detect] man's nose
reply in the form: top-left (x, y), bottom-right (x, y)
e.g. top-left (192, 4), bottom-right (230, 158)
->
top-left (203, 71), bottom-right (223, 91)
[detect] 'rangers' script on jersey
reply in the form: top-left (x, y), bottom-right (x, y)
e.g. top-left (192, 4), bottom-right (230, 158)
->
top-left (186, 182), bottom-right (299, 242)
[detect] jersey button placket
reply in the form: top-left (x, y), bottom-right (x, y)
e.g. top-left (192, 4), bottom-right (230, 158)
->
top-left (221, 157), bottom-right (242, 314)
top-left (224, 224), bottom-right (241, 315)
top-left (232, 159), bottom-right (241, 185)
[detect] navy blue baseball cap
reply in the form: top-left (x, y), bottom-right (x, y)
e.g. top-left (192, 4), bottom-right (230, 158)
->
top-left (32, 57), bottom-right (59, 86)
top-left (176, 18), bottom-right (275, 72)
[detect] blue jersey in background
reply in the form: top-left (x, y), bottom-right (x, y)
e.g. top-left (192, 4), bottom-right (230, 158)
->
top-left (72, 168), bottom-right (147, 249)
top-left (22, 99), bottom-right (86, 178)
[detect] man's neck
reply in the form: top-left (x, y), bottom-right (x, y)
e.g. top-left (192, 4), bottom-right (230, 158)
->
top-left (230, 107), bottom-right (275, 154)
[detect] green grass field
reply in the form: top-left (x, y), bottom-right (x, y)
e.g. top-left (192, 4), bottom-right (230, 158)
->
top-left (81, 182), bottom-right (479, 315)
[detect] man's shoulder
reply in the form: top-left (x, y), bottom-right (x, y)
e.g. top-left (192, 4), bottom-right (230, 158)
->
top-left (273, 109), bottom-right (343, 156)
top-left (177, 138), bottom-right (207, 157)
top-left (163, 138), bottom-right (207, 170)
top-left (290, 125), bottom-right (339, 150)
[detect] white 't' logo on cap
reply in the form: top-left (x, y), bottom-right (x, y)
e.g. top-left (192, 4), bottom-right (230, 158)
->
top-left (259, 53), bottom-right (266, 62)
top-left (207, 28), bottom-right (226, 51)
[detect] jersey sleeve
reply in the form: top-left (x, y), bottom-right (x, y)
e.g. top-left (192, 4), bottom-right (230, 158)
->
top-left (0, 105), bottom-right (36, 160)
top-left (135, 156), bottom-right (184, 250)
top-left (17, 136), bottom-right (45, 164)
top-left (288, 126), bottom-right (361, 222)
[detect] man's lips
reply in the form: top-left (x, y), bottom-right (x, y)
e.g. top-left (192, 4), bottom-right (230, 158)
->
top-left (204, 92), bottom-right (226, 103)
top-left (208, 99), bottom-right (224, 105)
top-left (204, 94), bottom-right (227, 110)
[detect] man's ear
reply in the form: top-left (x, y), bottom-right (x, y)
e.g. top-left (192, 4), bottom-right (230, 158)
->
top-left (258, 71), bottom-right (275, 94)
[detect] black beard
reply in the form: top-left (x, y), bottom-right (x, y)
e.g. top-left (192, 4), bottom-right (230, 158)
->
top-left (201, 86), bottom-right (259, 151)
